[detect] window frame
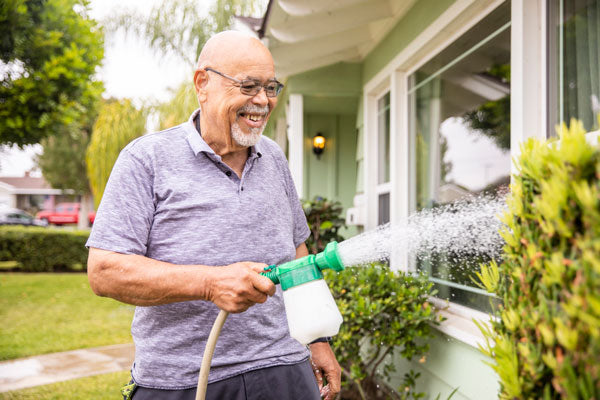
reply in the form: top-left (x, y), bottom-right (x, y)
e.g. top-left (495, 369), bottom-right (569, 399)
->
top-left (362, 0), bottom-right (539, 347)
top-left (547, 0), bottom-right (600, 140)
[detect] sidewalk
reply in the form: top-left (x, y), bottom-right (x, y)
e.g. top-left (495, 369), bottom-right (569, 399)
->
top-left (0, 343), bottom-right (134, 393)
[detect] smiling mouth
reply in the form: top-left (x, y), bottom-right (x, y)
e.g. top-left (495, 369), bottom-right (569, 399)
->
top-left (239, 112), bottom-right (265, 122)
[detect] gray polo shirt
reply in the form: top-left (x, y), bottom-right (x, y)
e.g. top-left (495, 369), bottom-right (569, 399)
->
top-left (86, 109), bottom-right (310, 389)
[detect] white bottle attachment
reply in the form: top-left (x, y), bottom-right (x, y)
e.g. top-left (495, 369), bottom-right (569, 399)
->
top-left (282, 278), bottom-right (343, 345)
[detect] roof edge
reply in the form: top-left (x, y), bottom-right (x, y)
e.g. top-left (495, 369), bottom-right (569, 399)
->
top-left (258, 0), bottom-right (274, 38)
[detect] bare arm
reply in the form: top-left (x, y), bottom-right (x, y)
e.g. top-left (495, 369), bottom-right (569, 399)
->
top-left (87, 248), bottom-right (275, 312)
top-left (295, 242), bottom-right (309, 259)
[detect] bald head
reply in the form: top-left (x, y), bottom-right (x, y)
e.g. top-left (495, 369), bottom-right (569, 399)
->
top-left (196, 31), bottom-right (274, 72)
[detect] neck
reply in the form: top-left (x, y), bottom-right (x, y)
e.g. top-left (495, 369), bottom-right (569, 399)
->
top-left (198, 112), bottom-right (249, 177)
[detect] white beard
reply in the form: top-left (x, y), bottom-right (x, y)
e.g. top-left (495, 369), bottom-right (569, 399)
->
top-left (231, 120), bottom-right (263, 147)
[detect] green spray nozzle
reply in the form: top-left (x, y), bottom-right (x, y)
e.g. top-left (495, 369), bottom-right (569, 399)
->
top-left (261, 241), bottom-right (345, 290)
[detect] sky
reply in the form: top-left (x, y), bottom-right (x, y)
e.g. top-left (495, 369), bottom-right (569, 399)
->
top-left (0, 0), bottom-right (196, 177)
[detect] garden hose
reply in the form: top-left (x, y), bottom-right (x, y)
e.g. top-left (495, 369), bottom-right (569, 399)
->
top-left (195, 309), bottom-right (229, 400)
top-left (194, 242), bottom-right (345, 400)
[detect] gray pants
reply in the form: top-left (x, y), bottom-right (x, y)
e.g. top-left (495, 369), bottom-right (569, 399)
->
top-left (130, 360), bottom-right (321, 400)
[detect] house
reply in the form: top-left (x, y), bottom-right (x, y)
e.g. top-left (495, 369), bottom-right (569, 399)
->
top-left (0, 173), bottom-right (68, 212)
top-left (242, 0), bottom-right (600, 398)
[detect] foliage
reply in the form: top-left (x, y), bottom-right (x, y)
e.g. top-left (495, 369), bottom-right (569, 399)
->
top-left (0, 0), bottom-right (104, 146)
top-left (475, 118), bottom-right (600, 399)
top-left (35, 96), bottom-right (100, 194)
top-left (0, 273), bottom-right (133, 360)
top-left (104, 0), bottom-right (266, 129)
top-left (86, 99), bottom-right (147, 209)
top-left (157, 82), bottom-right (198, 130)
top-left (1, 370), bottom-right (131, 400)
top-left (462, 63), bottom-right (510, 151)
top-left (302, 197), bottom-right (346, 254)
top-left (0, 226), bottom-right (89, 272)
top-left (327, 264), bottom-right (442, 400)
top-left (106, 0), bottom-right (266, 67)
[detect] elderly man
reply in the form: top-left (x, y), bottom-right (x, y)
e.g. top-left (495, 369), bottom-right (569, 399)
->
top-left (86, 31), bottom-right (341, 400)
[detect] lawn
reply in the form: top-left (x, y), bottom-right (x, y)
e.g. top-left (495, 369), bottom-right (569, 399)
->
top-left (0, 370), bottom-right (131, 400)
top-left (0, 273), bottom-right (134, 360)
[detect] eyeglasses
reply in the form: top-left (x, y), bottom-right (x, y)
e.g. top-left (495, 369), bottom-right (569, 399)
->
top-left (204, 67), bottom-right (284, 98)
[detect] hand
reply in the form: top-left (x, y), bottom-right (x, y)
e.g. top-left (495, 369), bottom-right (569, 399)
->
top-left (207, 262), bottom-right (275, 313)
top-left (309, 342), bottom-right (341, 400)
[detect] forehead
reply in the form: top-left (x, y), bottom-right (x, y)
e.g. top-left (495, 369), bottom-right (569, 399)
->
top-left (227, 61), bottom-right (276, 81)
top-left (216, 44), bottom-right (275, 80)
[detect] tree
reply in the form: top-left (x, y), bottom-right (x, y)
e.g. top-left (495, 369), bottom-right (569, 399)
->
top-left (86, 99), bottom-right (147, 209)
top-left (35, 97), bottom-right (99, 228)
top-left (462, 64), bottom-right (511, 151)
top-left (157, 82), bottom-right (198, 131)
top-left (107, 0), bottom-right (266, 68)
top-left (0, 0), bottom-right (104, 146)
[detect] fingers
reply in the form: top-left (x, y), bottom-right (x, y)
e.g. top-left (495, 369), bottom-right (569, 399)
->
top-left (311, 359), bottom-right (324, 390)
top-left (209, 262), bottom-right (275, 313)
top-left (325, 366), bottom-right (341, 398)
top-left (309, 343), bottom-right (341, 400)
top-left (251, 273), bottom-right (276, 296)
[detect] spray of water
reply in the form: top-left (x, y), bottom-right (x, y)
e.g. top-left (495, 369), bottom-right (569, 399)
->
top-left (337, 195), bottom-right (507, 268)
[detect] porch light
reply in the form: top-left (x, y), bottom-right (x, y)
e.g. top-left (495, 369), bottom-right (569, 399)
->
top-left (312, 133), bottom-right (326, 158)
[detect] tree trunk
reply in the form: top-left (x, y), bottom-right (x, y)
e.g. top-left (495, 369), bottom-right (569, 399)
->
top-left (78, 192), bottom-right (92, 230)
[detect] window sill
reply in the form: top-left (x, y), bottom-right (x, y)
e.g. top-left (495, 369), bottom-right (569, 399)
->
top-left (428, 297), bottom-right (494, 349)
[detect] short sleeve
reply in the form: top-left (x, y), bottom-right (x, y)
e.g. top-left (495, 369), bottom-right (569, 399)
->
top-left (86, 149), bottom-right (155, 255)
top-left (277, 153), bottom-right (310, 249)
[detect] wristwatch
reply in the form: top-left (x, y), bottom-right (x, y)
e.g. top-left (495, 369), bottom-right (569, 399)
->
top-left (308, 337), bottom-right (332, 344)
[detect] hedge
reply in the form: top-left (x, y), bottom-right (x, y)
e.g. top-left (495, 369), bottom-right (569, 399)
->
top-left (328, 264), bottom-right (441, 400)
top-left (0, 226), bottom-right (90, 272)
top-left (476, 119), bottom-right (600, 399)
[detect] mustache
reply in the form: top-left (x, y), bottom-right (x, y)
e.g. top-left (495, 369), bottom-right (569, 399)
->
top-left (237, 104), bottom-right (270, 115)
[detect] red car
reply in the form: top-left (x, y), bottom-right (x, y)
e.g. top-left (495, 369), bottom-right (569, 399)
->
top-left (36, 202), bottom-right (96, 226)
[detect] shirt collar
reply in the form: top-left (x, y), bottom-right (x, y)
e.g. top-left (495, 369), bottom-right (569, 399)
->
top-left (184, 108), bottom-right (264, 160)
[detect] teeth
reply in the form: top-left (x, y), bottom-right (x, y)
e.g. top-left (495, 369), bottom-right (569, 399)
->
top-left (247, 115), bottom-right (262, 122)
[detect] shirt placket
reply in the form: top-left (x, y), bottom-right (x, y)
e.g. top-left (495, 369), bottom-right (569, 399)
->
top-left (238, 154), bottom-right (260, 195)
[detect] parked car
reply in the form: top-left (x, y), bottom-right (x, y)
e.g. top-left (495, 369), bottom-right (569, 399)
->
top-left (0, 208), bottom-right (48, 227)
top-left (36, 202), bottom-right (96, 225)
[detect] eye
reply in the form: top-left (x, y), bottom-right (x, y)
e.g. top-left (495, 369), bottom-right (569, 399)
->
top-left (265, 82), bottom-right (279, 92)
top-left (240, 80), bottom-right (260, 91)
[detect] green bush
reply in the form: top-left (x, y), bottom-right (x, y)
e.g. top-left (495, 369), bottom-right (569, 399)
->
top-left (0, 226), bottom-right (90, 272)
top-left (476, 120), bottom-right (600, 399)
top-left (303, 196), bottom-right (346, 254)
top-left (327, 264), bottom-right (442, 400)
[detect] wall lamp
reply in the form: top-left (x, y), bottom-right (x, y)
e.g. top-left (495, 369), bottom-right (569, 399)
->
top-left (312, 133), bottom-right (326, 159)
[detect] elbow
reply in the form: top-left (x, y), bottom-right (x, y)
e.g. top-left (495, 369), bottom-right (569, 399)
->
top-left (87, 250), bottom-right (112, 297)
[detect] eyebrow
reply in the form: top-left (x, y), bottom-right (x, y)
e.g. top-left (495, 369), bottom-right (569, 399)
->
top-left (244, 75), bottom-right (278, 82)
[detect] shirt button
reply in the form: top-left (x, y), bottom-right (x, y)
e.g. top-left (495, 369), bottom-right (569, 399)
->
top-left (225, 171), bottom-right (232, 177)
top-left (241, 187), bottom-right (244, 191)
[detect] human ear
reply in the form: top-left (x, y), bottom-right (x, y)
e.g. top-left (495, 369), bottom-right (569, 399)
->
top-left (194, 69), bottom-right (208, 103)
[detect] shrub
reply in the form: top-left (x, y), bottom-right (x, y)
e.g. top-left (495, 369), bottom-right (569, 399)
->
top-left (327, 264), bottom-right (442, 399)
top-left (0, 226), bottom-right (90, 272)
top-left (303, 196), bottom-right (346, 254)
top-left (475, 120), bottom-right (600, 399)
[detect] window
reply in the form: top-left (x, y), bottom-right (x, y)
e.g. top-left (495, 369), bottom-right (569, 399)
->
top-left (548, 0), bottom-right (600, 134)
top-left (408, 2), bottom-right (510, 312)
top-left (377, 92), bottom-right (391, 225)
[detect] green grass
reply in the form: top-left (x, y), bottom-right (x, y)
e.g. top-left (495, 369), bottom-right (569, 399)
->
top-left (0, 370), bottom-right (131, 400)
top-left (0, 273), bottom-right (134, 360)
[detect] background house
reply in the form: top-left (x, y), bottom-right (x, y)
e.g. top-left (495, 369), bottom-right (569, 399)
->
top-left (243, 0), bottom-right (600, 398)
top-left (0, 173), bottom-right (69, 213)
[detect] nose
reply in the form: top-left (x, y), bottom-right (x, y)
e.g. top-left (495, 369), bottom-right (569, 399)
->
top-left (251, 87), bottom-right (269, 106)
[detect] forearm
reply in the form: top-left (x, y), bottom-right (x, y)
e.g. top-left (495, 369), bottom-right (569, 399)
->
top-left (87, 248), bottom-right (215, 306)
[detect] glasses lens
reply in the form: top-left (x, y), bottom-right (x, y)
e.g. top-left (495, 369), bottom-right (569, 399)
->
top-left (265, 82), bottom-right (280, 97)
top-left (240, 80), bottom-right (260, 95)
